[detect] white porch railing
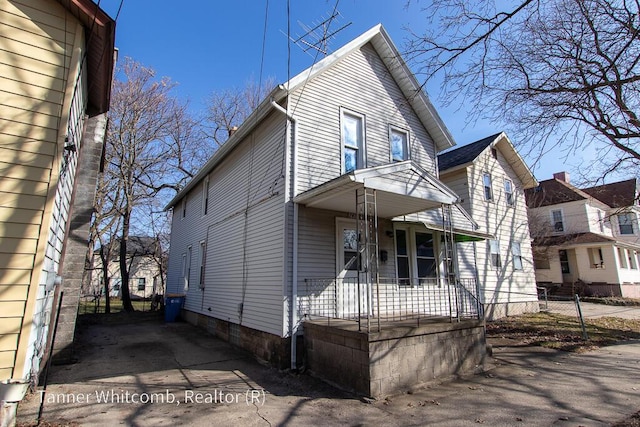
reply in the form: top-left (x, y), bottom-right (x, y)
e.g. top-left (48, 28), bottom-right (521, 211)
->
top-left (299, 277), bottom-right (482, 332)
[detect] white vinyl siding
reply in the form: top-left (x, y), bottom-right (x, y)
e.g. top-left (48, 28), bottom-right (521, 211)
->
top-left (166, 111), bottom-right (286, 336)
top-left (290, 43), bottom-right (438, 193)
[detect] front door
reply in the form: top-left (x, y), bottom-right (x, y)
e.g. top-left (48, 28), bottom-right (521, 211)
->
top-left (336, 218), bottom-right (368, 317)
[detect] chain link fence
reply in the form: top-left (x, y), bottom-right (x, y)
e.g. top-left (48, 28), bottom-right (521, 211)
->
top-left (78, 294), bottom-right (163, 315)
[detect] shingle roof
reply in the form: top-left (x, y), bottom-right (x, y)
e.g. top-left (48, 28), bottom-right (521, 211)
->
top-left (582, 178), bottom-right (637, 208)
top-left (524, 179), bottom-right (591, 208)
top-left (437, 132), bottom-right (502, 172)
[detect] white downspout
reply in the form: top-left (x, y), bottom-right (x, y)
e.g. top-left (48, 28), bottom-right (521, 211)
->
top-left (270, 100), bottom-right (299, 370)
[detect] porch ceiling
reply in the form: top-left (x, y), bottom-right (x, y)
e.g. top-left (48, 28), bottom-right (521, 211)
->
top-left (293, 161), bottom-right (459, 218)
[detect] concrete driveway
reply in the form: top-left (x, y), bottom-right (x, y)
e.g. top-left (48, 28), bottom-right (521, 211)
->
top-left (18, 314), bottom-right (640, 426)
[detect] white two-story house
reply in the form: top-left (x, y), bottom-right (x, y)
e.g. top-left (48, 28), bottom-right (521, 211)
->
top-left (165, 25), bottom-right (489, 397)
top-left (525, 173), bottom-right (640, 298)
top-left (438, 132), bottom-right (539, 319)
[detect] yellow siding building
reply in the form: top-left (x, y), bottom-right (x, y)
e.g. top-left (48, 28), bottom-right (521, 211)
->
top-left (0, 0), bottom-right (114, 384)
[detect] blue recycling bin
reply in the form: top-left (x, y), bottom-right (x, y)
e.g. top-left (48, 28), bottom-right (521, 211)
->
top-left (164, 294), bottom-right (185, 322)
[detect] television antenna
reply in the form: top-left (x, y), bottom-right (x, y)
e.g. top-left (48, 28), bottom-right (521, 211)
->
top-left (286, 9), bottom-right (352, 57)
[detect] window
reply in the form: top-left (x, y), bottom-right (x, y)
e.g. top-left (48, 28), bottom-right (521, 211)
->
top-left (389, 126), bottom-right (409, 162)
top-left (559, 249), bottom-right (570, 274)
top-left (483, 173), bottom-right (493, 201)
top-left (183, 246), bottom-right (192, 290)
top-left (395, 229), bottom-right (410, 285)
top-left (199, 241), bottom-right (206, 288)
top-left (181, 198), bottom-right (187, 219)
top-left (597, 209), bottom-right (605, 233)
top-left (511, 242), bottom-right (523, 270)
top-left (395, 228), bottom-right (437, 285)
top-left (341, 109), bottom-right (365, 173)
top-left (342, 228), bottom-right (359, 271)
top-left (202, 177), bottom-right (210, 216)
top-left (617, 212), bottom-right (635, 235)
top-left (551, 209), bottom-right (564, 232)
top-left (504, 179), bottom-right (514, 206)
top-left (588, 247), bottom-right (604, 269)
top-left (137, 278), bottom-right (145, 291)
top-left (618, 247), bottom-right (627, 268)
top-left (533, 250), bottom-right (550, 269)
top-left (489, 240), bottom-right (501, 268)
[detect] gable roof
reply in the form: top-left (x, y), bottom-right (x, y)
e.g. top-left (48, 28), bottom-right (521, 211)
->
top-left (166, 24), bottom-right (454, 210)
top-left (438, 132), bottom-right (538, 189)
top-left (582, 178), bottom-right (638, 208)
top-left (524, 178), bottom-right (594, 208)
top-left (57, 0), bottom-right (116, 116)
top-left (437, 133), bottom-right (501, 171)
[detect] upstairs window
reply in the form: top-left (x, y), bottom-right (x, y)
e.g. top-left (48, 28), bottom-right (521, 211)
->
top-left (483, 173), bottom-right (493, 201)
top-left (202, 177), bottom-right (210, 216)
top-left (551, 209), bottom-right (564, 232)
top-left (504, 179), bottom-right (514, 206)
top-left (137, 278), bottom-right (145, 291)
top-left (618, 212), bottom-right (635, 235)
top-left (341, 109), bottom-right (365, 173)
top-left (597, 209), bottom-right (605, 233)
top-left (199, 241), bottom-right (206, 288)
top-left (389, 126), bottom-right (409, 162)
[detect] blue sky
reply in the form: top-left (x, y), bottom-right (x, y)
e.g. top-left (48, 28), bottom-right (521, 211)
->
top-left (98, 0), bottom-right (581, 182)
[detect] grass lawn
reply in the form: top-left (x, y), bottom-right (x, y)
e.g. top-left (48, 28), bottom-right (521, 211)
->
top-left (486, 311), bottom-right (640, 352)
top-left (78, 297), bottom-right (152, 315)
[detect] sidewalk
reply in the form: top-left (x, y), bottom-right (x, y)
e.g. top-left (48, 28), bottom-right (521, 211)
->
top-left (18, 315), bottom-right (640, 426)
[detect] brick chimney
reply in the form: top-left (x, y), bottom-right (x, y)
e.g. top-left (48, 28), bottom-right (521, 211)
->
top-left (553, 171), bottom-right (570, 183)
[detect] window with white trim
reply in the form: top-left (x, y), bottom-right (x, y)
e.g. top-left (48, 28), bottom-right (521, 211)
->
top-left (511, 242), bottom-right (523, 270)
top-left (617, 212), bottom-right (635, 235)
top-left (185, 246), bottom-right (192, 290)
top-left (504, 179), bottom-right (514, 206)
top-left (551, 209), bottom-right (564, 232)
top-left (395, 227), bottom-right (437, 286)
top-left (483, 173), bottom-right (493, 201)
top-left (618, 247), bottom-right (628, 268)
top-left (341, 109), bottom-right (365, 173)
top-left (595, 209), bottom-right (604, 233)
top-left (488, 239), bottom-right (501, 268)
top-left (389, 126), bottom-right (409, 162)
top-left (137, 278), bottom-right (145, 291)
top-left (588, 247), bottom-right (604, 269)
top-left (202, 177), bottom-right (210, 216)
top-left (199, 241), bottom-right (206, 288)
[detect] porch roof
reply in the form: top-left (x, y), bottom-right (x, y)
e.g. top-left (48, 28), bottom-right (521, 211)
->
top-left (293, 161), bottom-right (459, 218)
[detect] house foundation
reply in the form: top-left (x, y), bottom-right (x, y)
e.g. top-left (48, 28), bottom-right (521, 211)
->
top-left (483, 301), bottom-right (540, 320)
top-left (181, 310), bottom-right (291, 369)
top-left (303, 319), bottom-right (487, 398)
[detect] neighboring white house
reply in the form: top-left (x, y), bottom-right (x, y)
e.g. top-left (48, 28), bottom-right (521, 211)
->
top-left (525, 173), bottom-right (640, 298)
top-left (438, 132), bottom-right (540, 319)
top-left (165, 25), bottom-right (489, 394)
top-left (88, 236), bottom-right (164, 300)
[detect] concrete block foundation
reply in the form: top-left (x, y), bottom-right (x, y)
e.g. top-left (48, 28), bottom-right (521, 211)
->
top-left (304, 319), bottom-right (486, 398)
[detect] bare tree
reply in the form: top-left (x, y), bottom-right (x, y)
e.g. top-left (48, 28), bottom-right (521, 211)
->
top-left (102, 58), bottom-right (207, 311)
top-left (405, 0), bottom-right (640, 178)
top-left (203, 77), bottom-right (276, 146)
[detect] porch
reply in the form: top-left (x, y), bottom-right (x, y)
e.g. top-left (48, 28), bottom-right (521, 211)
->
top-left (298, 277), bottom-right (483, 333)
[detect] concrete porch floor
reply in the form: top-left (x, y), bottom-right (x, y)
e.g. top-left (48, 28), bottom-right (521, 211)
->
top-left (17, 313), bottom-right (640, 426)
